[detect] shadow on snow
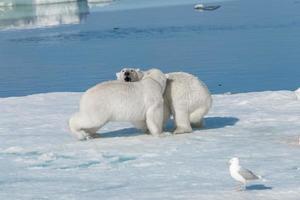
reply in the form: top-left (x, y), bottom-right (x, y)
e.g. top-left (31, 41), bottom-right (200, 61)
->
top-left (204, 117), bottom-right (239, 129)
top-left (100, 128), bottom-right (143, 138)
top-left (97, 116), bottom-right (239, 138)
top-left (246, 184), bottom-right (273, 191)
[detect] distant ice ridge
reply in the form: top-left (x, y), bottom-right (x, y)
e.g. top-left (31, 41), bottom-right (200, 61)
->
top-left (0, 1), bottom-right (90, 30)
top-left (0, 0), bottom-right (112, 6)
top-left (0, 0), bottom-right (115, 30)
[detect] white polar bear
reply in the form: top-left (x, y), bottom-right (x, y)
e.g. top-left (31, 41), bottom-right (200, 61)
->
top-left (116, 68), bottom-right (212, 134)
top-left (69, 69), bottom-right (167, 140)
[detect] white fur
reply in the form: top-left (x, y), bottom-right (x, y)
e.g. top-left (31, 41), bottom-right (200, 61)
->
top-left (69, 69), bottom-right (167, 140)
top-left (117, 69), bottom-right (212, 134)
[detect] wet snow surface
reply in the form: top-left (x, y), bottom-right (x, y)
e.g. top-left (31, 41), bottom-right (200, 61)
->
top-left (0, 90), bottom-right (300, 199)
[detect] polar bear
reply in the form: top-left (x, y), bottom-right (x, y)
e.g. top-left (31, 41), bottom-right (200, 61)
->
top-left (116, 68), bottom-right (212, 134)
top-left (69, 69), bottom-right (167, 140)
top-left (117, 67), bottom-right (171, 131)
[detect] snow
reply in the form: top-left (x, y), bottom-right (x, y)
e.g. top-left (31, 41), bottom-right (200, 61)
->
top-left (0, 89), bottom-right (300, 199)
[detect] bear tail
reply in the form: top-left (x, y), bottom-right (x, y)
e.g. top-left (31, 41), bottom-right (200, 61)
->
top-left (68, 112), bottom-right (86, 140)
top-left (69, 113), bottom-right (78, 133)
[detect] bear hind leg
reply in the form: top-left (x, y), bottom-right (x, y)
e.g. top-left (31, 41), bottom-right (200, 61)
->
top-left (84, 127), bottom-right (101, 138)
top-left (69, 113), bottom-right (107, 140)
top-left (132, 121), bottom-right (149, 134)
top-left (189, 108), bottom-right (207, 128)
top-left (173, 108), bottom-right (192, 134)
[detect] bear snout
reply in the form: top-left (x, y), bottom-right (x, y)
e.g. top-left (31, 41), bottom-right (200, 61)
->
top-left (124, 71), bottom-right (130, 76)
top-left (124, 77), bottom-right (131, 82)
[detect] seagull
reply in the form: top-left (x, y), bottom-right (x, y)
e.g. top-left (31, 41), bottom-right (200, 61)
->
top-left (229, 157), bottom-right (260, 190)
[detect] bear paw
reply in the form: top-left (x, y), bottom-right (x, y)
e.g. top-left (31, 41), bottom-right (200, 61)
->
top-left (173, 127), bottom-right (193, 134)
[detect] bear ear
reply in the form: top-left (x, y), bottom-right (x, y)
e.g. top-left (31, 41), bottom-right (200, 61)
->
top-left (136, 68), bottom-right (140, 72)
top-left (116, 72), bottom-right (121, 79)
top-left (165, 74), bottom-right (169, 79)
top-left (137, 70), bottom-right (144, 80)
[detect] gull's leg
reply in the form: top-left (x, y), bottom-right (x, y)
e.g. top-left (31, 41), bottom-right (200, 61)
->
top-left (235, 183), bottom-right (241, 191)
top-left (239, 183), bottom-right (247, 191)
top-left (235, 183), bottom-right (245, 191)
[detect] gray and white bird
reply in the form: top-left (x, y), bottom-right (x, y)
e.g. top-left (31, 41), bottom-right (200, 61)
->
top-left (229, 157), bottom-right (260, 190)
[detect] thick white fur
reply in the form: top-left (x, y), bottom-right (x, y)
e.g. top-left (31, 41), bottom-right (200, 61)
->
top-left (117, 69), bottom-right (212, 134)
top-left (69, 69), bottom-right (167, 140)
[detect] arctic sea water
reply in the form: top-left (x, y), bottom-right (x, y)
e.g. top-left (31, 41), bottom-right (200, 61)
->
top-left (0, 0), bottom-right (299, 97)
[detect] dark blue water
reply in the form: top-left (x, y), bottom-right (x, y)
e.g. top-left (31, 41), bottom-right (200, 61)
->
top-left (0, 0), bottom-right (299, 97)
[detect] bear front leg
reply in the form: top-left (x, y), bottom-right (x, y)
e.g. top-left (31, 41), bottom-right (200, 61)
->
top-left (146, 102), bottom-right (164, 136)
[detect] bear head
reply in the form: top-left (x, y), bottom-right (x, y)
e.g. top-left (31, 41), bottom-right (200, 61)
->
top-left (116, 67), bottom-right (144, 82)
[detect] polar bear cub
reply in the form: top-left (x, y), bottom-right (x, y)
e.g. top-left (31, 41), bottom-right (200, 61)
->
top-left (69, 69), bottom-right (167, 140)
top-left (116, 68), bottom-right (212, 134)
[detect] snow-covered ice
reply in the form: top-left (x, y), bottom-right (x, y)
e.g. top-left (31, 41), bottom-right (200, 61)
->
top-left (0, 89), bottom-right (300, 199)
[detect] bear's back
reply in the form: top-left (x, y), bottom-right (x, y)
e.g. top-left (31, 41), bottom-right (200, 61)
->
top-left (165, 72), bottom-right (212, 112)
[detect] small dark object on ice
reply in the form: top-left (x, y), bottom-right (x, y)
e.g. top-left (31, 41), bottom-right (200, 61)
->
top-left (194, 4), bottom-right (221, 11)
